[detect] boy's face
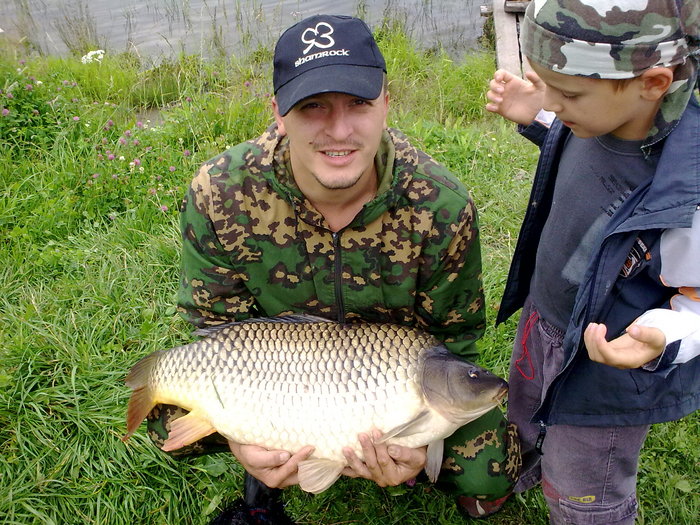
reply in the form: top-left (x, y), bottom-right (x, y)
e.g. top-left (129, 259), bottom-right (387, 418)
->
top-left (530, 62), bottom-right (653, 140)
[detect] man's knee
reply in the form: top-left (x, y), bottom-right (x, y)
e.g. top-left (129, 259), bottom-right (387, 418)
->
top-left (438, 408), bottom-right (521, 499)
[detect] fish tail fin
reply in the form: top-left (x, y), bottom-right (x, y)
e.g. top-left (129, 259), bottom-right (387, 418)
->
top-left (122, 352), bottom-right (161, 442)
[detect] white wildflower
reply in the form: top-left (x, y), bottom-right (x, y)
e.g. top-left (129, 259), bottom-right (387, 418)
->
top-left (81, 50), bottom-right (105, 64)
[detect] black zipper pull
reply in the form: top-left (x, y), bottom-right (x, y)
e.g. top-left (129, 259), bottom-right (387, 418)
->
top-left (535, 422), bottom-right (547, 455)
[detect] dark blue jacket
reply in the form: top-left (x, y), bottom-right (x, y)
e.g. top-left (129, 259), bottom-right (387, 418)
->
top-left (497, 96), bottom-right (700, 426)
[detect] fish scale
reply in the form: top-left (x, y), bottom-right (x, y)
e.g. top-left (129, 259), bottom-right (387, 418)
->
top-left (123, 315), bottom-right (507, 493)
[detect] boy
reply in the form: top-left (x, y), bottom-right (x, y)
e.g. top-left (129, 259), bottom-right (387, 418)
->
top-left (486, 0), bottom-right (699, 523)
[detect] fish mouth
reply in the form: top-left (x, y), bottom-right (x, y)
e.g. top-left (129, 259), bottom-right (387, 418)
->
top-left (493, 387), bottom-right (508, 404)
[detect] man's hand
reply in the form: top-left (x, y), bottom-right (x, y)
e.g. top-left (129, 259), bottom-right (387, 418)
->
top-left (228, 441), bottom-right (314, 488)
top-left (341, 429), bottom-right (427, 487)
top-left (485, 69), bottom-right (547, 125)
top-left (584, 322), bottom-right (666, 369)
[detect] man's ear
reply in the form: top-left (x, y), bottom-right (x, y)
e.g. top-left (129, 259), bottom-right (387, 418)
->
top-left (271, 97), bottom-right (287, 136)
top-left (639, 67), bottom-right (675, 102)
top-left (382, 90), bottom-right (390, 128)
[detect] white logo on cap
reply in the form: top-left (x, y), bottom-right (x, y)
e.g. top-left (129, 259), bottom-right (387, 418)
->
top-left (301, 22), bottom-right (335, 54)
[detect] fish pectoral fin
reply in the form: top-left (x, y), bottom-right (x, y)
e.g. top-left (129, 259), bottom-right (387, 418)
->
top-left (424, 439), bottom-right (445, 482)
top-left (297, 458), bottom-right (345, 494)
top-left (161, 411), bottom-right (217, 452)
top-left (376, 410), bottom-right (432, 442)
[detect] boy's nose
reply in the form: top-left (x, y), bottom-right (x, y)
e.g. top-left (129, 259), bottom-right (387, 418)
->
top-left (542, 88), bottom-right (564, 113)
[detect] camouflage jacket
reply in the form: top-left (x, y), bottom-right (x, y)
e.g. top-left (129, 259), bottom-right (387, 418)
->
top-left (177, 124), bottom-right (485, 360)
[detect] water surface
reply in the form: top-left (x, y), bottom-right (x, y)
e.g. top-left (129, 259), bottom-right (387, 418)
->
top-left (1, 0), bottom-right (486, 59)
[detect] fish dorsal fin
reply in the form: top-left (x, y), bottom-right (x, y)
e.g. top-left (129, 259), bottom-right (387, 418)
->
top-left (192, 314), bottom-right (334, 337)
top-left (424, 440), bottom-right (445, 482)
top-left (376, 409), bottom-right (433, 442)
top-left (297, 458), bottom-right (346, 494)
top-left (161, 411), bottom-right (217, 452)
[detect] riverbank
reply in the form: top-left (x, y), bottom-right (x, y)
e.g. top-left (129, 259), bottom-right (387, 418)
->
top-left (1, 15), bottom-right (698, 525)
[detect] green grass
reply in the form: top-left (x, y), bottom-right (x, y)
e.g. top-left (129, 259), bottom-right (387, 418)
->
top-left (1, 15), bottom-right (698, 525)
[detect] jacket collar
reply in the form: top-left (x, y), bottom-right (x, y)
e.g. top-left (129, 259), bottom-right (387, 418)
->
top-left (616, 95), bottom-right (700, 232)
top-left (255, 124), bottom-right (416, 229)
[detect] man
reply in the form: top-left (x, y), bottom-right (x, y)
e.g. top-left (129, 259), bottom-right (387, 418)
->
top-left (151, 14), bottom-right (520, 524)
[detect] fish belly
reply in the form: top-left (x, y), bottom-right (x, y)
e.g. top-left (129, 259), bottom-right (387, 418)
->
top-left (202, 375), bottom-right (428, 462)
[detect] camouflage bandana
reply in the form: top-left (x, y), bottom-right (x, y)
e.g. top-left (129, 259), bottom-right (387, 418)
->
top-left (522, 0), bottom-right (700, 148)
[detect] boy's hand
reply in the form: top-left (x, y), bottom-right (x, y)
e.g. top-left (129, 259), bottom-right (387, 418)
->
top-left (485, 69), bottom-right (547, 125)
top-left (341, 429), bottom-right (426, 487)
top-left (227, 441), bottom-right (315, 488)
top-left (584, 322), bottom-right (666, 369)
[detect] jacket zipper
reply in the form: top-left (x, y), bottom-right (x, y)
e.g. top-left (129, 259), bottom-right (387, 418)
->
top-left (332, 231), bottom-right (346, 323)
top-left (535, 421), bottom-right (547, 454)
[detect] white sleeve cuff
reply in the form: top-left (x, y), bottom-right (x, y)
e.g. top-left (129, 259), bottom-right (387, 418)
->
top-left (634, 308), bottom-right (700, 364)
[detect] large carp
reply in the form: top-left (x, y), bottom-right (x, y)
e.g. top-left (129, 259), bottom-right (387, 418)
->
top-left (123, 316), bottom-right (507, 493)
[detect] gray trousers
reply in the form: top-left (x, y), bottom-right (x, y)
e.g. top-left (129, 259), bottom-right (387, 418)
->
top-left (509, 298), bottom-right (649, 525)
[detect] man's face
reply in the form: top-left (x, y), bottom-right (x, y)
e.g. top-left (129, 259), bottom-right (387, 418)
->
top-left (273, 91), bottom-right (389, 192)
top-left (530, 61), bottom-right (650, 140)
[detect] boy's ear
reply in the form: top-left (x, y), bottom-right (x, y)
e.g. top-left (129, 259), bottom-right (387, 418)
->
top-left (639, 67), bottom-right (675, 101)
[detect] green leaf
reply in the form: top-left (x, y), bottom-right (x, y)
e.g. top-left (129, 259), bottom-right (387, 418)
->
top-left (674, 479), bottom-right (693, 493)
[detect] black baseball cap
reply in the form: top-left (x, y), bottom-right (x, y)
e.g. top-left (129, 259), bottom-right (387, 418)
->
top-left (273, 14), bottom-right (387, 116)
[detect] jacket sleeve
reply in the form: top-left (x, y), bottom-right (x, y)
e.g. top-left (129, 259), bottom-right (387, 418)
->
top-left (417, 198), bottom-right (486, 362)
top-left (517, 109), bottom-right (556, 147)
top-left (637, 208), bottom-right (700, 371)
top-left (176, 170), bottom-right (258, 328)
